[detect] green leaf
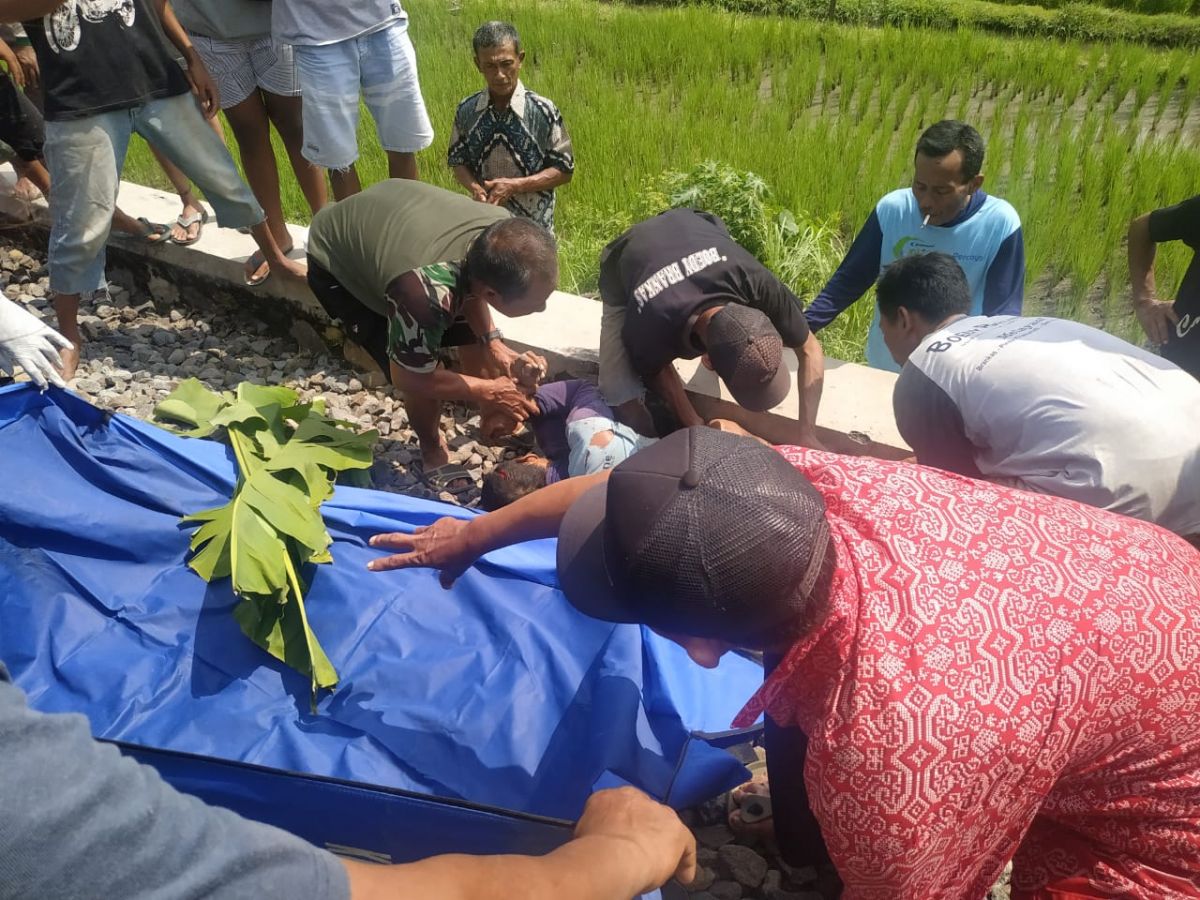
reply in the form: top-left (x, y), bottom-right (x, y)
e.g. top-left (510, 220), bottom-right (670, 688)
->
top-left (152, 378), bottom-right (227, 437)
top-left (233, 588), bottom-right (339, 709)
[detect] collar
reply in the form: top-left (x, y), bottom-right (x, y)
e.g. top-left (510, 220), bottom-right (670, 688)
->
top-left (938, 189), bottom-right (988, 229)
top-left (475, 80), bottom-right (527, 117)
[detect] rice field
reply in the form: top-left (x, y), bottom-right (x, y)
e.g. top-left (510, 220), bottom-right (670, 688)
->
top-left (124, 0), bottom-right (1200, 359)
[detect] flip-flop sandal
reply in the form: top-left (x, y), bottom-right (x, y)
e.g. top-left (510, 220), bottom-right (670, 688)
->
top-left (244, 249), bottom-right (271, 287)
top-left (116, 217), bottom-right (171, 244)
top-left (171, 208), bottom-right (208, 246)
top-left (413, 461), bottom-right (476, 498)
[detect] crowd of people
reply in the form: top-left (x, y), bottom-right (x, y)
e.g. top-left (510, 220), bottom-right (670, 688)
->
top-left (0, 0), bottom-right (1197, 898)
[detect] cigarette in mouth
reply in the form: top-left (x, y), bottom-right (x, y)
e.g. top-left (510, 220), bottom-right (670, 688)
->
top-left (922, 214), bottom-right (930, 227)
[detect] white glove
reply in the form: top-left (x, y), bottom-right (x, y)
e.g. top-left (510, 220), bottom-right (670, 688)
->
top-left (0, 297), bottom-right (73, 389)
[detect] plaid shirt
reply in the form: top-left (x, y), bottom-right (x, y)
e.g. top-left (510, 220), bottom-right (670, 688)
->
top-left (447, 81), bottom-right (573, 232)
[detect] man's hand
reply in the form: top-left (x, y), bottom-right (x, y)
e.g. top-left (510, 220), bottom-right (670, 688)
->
top-left (183, 50), bottom-right (220, 118)
top-left (510, 350), bottom-right (547, 390)
top-left (13, 45), bottom-right (37, 90)
top-left (575, 788), bottom-right (696, 893)
top-left (469, 183), bottom-right (489, 203)
top-left (484, 177), bottom-right (521, 206)
top-left (368, 517), bottom-right (478, 587)
top-left (481, 376), bottom-right (538, 421)
top-left (0, 40), bottom-right (24, 90)
top-left (1134, 297), bottom-right (1178, 346)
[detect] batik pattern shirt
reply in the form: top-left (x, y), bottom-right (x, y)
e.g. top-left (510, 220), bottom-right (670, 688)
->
top-left (385, 262), bottom-right (465, 374)
top-left (447, 81), bottom-right (573, 231)
top-left (732, 448), bottom-right (1200, 900)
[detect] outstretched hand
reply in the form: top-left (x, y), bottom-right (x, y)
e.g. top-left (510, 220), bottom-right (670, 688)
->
top-left (368, 517), bottom-right (480, 588)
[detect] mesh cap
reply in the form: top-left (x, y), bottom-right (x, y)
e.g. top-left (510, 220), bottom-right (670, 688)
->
top-left (706, 305), bottom-right (790, 412)
top-left (557, 428), bottom-right (830, 643)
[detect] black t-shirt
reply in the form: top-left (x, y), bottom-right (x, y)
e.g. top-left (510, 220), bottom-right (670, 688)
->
top-left (598, 208), bottom-right (811, 376)
top-left (24, 0), bottom-right (190, 121)
top-left (1149, 194), bottom-right (1200, 379)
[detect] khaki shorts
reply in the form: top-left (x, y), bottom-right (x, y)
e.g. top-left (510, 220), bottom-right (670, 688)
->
top-left (598, 302), bottom-right (646, 408)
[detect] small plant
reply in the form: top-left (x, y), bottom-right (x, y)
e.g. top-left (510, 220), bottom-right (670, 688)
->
top-left (154, 379), bottom-right (378, 707)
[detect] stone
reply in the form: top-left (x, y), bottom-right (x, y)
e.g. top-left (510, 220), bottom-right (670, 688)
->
top-left (717, 845), bottom-right (767, 889)
top-left (685, 865), bottom-right (716, 893)
top-left (169, 310), bottom-right (184, 322)
top-left (778, 862), bottom-right (818, 888)
top-left (707, 881), bottom-right (742, 900)
top-left (151, 330), bottom-right (175, 347)
top-left (695, 825), bottom-right (736, 850)
top-left (347, 377), bottom-right (363, 392)
top-left (167, 349), bottom-right (188, 366)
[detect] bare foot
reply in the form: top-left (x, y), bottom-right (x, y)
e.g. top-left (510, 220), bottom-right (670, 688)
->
top-left (170, 193), bottom-right (206, 244)
top-left (59, 342), bottom-right (80, 382)
top-left (13, 176), bottom-right (42, 203)
top-left (728, 772), bottom-right (777, 850)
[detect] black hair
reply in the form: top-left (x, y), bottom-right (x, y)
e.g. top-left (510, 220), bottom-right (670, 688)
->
top-left (464, 218), bottom-right (558, 303)
top-left (473, 21), bottom-right (522, 56)
top-left (915, 120), bottom-right (985, 181)
top-left (480, 460), bottom-right (548, 510)
top-left (875, 252), bottom-right (971, 323)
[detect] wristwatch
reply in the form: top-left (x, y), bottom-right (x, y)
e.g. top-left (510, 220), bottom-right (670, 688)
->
top-left (478, 328), bottom-right (503, 345)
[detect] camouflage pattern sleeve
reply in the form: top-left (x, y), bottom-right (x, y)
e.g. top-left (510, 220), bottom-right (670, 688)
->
top-left (385, 263), bottom-right (465, 374)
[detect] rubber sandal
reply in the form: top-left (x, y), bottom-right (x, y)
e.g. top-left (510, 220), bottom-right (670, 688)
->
top-left (115, 217), bottom-right (170, 244)
top-left (413, 460), bottom-right (475, 497)
top-left (244, 249), bottom-right (271, 287)
top-left (171, 208), bottom-right (208, 246)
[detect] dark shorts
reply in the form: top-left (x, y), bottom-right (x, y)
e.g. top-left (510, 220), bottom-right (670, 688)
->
top-left (306, 257), bottom-right (476, 380)
top-left (0, 73), bottom-right (44, 162)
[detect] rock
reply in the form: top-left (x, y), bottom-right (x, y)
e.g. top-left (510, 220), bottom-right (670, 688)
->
top-left (347, 377), bottom-right (363, 392)
top-left (717, 845), bottom-right (767, 889)
top-left (73, 377), bottom-right (102, 394)
top-left (685, 865), bottom-right (717, 893)
top-left (707, 881), bottom-right (742, 900)
top-left (167, 349), bottom-right (188, 365)
top-left (778, 862), bottom-right (818, 888)
top-left (169, 309), bottom-right (184, 322)
top-left (151, 330), bottom-right (175, 347)
top-left (290, 319), bottom-right (328, 357)
top-left (695, 825), bottom-right (736, 850)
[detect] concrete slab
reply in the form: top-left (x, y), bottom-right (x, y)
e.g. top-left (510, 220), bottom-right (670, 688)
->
top-left (0, 165), bottom-right (909, 454)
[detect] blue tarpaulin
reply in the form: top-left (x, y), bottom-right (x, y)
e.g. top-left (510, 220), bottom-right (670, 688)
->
top-left (0, 384), bottom-right (761, 869)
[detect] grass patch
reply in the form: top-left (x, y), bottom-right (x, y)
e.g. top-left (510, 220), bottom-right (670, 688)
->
top-left (124, 0), bottom-right (1199, 360)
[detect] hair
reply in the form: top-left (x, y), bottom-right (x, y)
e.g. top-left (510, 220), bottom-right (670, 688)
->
top-left (480, 460), bottom-right (549, 510)
top-left (875, 252), bottom-right (972, 324)
top-left (914, 120), bottom-right (985, 182)
top-left (465, 218), bottom-right (558, 303)
top-left (473, 21), bottom-right (522, 56)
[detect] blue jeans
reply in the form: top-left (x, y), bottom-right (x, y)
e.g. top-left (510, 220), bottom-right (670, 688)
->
top-left (43, 91), bottom-right (264, 295)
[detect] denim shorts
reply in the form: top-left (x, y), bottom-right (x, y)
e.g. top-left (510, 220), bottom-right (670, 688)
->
top-left (293, 20), bottom-right (433, 169)
top-left (44, 92), bottom-right (264, 295)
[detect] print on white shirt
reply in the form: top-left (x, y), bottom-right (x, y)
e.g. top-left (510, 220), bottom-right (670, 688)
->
top-left (45, 0), bottom-right (136, 54)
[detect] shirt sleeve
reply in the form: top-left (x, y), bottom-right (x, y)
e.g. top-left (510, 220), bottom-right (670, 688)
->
top-left (0, 676), bottom-right (350, 900)
top-left (744, 264), bottom-right (811, 348)
top-left (446, 101), bottom-right (473, 169)
top-left (1149, 194), bottom-right (1200, 249)
top-left (804, 210), bottom-right (884, 332)
top-left (982, 227), bottom-right (1025, 316)
top-left (892, 365), bottom-right (982, 477)
top-left (385, 265), bottom-right (458, 375)
top-left (542, 102), bottom-right (574, 175)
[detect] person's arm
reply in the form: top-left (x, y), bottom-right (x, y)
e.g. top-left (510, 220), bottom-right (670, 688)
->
top-left (452, 164), bottom-right (489, 203)
top-left (1128, 211), bottom-right (1178, 346)
top-left (485, 166), bottom-right (573, 207)
top-left (0, 33), bottom-right (22, 89)
top-left (460, 291), bottom-right (521, 378)
top-left (792, 329), bottom-right (825, 448)
top-left (891, 365), bottom-right (981, 477)
top-left (150, 0), bottom-right (219, 117)
top-left (0, 0), bottom-right (62, 20)
top-left (343, 787), bottom-right (695, 900)
top-left (649, 363), bottom-right (704, 429)
top-left (369, 470), bottom-right (609, 582)
top-left (389, 361), bottom-right (535, 423)
top-left (982, 227), bottom-right (1025, 316)
top-left (804, 209), bottom-right (884, 331)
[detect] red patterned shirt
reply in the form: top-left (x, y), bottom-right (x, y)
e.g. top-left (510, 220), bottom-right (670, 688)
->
top-left (732, 448), bottom-right (1200, 900)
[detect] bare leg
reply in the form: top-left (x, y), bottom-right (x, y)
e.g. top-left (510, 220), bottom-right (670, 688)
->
top-left (262, 90), bottom-right (327, 214)
top-left (53, 291), bottom-right (81, 379)
top-left (403, 389), bottom-right (449, 469)
top-left (12, 157), bottom-right (50, 197)
top-left (329, 164), bottom-right (361, 201)
top-left (386, 150), bottom-right (418, 181)
top-left (147, 143), bottom-right (207, 243)
top-left (223, 90), bottom-right (292, 283)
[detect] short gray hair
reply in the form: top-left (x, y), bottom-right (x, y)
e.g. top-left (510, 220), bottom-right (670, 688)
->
top-left (472, 21), bottom-right (521, 56)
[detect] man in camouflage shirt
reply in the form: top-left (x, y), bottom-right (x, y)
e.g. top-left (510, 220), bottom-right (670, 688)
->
top-left (448, 21), bottom-right (573, 232)
top-left (306, 180), bottom-right (558, 492)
